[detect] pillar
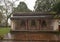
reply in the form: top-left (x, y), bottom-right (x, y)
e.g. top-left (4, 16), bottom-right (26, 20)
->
top-left (26, 19), bottom-right (28, 31)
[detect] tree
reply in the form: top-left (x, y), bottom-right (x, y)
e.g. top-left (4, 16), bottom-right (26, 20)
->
top-left (0, 5), bottom-right (6, 26)
top-left (34, 0), bottom-right (57, 12)
top-left (52, 1), bottom-right (60, 14)
top-left (0, 0), bottom-right (19, 27)
top-left (13, 2), bottom-right (32, 13)
top-left (0, 12), bottom-right (3, 23)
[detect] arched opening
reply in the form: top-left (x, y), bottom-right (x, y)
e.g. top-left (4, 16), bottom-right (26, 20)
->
top-left (31, 20), bottom-right (36, 27)
top-left (20, 20), bottom-right (25, 26)
top-left (41, 20), bottom-right (47, 27)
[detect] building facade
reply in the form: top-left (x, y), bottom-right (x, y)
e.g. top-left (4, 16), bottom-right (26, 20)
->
top-left (10, 12), bottom-right (60, 41)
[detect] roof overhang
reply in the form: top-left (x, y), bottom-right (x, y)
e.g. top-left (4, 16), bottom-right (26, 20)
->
top-left (10, 12), bottom-right (60, 20)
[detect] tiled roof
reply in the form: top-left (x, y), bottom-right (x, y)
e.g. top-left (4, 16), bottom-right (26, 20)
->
top-left (11, 16), bottom-right (53, 20)
top-left (10, 12), bottom-right (58, 20)
top-left (13, 12), bottom-right (56, 16)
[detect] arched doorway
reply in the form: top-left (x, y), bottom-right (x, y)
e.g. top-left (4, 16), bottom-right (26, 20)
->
top-left (39, 19), bottom-right (47, 30)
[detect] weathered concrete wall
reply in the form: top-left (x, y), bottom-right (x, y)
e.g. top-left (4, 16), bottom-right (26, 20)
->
top-left (11, 19), bottom-right (58, 31)
top-left (53, 19), bottom-right (59, 31)
top-left (13, 32), bottom-right (58, 40)
top-left (11, 20), bottom-right (16, 30)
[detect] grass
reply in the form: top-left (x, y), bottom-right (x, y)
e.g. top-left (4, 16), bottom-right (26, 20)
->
top-left (0, 27), bottom-right (10, 36)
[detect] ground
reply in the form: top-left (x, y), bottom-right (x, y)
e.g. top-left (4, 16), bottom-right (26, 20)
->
top-left (0, 27), bottom-right (10, 39)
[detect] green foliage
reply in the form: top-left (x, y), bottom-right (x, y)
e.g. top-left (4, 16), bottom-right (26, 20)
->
top-left (0, 12), bottom-right (3, 23)
top-left (34, 0), bottom-right (57, 12)
top-left (13, 2), bottom-right (32, 13)
top-left (0, 0), bottom-right (19, 27)
top-left (0, 27), bottom-right (10, 36)
top-left (52, 2), bottom-right (60, 13)
top-left (0, 6), bottom-right (5, 23)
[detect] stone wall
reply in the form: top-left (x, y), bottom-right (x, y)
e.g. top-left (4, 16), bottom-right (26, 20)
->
top-left (13, 32), bottom-right (58, 40)
top-left (11, 19), bottom-right (56, 31)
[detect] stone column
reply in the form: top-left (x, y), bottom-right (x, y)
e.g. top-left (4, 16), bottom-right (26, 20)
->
top-left (36, 19), bottom-right (39, 30)
top-left (26, 20), bottom-right (28, 31)
top-left (11, 20), bottom-right (16, 30)
top-left (39, 19), bottom-right (41, 30)
top-left (28, 20), bottom-right (31, 30)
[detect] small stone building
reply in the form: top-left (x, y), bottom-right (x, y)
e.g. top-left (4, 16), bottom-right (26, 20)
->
top-left (10, 12), bottom-right (60, 31)
top-left (10, 12), bottom-right (60, 41)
